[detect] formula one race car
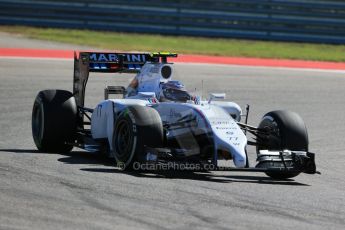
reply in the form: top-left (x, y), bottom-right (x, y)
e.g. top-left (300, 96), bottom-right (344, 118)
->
top-left (31, 52), bottom-right (318, 179)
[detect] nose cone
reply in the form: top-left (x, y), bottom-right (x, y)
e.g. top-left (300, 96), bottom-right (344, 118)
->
top-left (211, 119), bottom-right (247, 168)
top-left (193, 103), bottom-right (248, 168)
top-left (232, 151), bottom-right (247, 167)
top-left (205, 104), bottom-right (247, 167)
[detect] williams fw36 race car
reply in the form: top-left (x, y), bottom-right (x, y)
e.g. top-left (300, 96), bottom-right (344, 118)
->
top-left (31, 52), bottom-right (318, 179)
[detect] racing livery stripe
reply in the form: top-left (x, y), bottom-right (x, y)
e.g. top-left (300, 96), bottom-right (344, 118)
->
top-left (0, 48), bottom-right (72, 59)
top-left (1, 48), bottom-right (345, 70)
top-left (177, 54), bottom-right (345, 70)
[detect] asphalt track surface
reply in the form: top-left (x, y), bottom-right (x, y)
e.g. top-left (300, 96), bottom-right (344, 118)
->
top-left (1, 33), bottom-right (345, 230)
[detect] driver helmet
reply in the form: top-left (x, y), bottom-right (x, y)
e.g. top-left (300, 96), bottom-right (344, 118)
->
top-left (160, 80), bottom-right (191, 102)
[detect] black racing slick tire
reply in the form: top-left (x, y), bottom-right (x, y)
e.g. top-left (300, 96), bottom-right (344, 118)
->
top-left (256, 110), bottom-right (309, 179)
top-left (112, 105), bottom-right (164, 170)
top-left (32, 90), bottom-right (77, 153)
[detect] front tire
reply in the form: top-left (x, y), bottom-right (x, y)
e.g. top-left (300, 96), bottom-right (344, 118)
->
top-left (112, 105), bottom-right (164, 170)
top-left (32, 90), bottom-right (77, 153)
top-left (256, 110), bottom-right (309, 179)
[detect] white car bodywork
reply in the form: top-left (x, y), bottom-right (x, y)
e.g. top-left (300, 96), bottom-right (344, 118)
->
top-left (90, 62), bottom-right (247, 168)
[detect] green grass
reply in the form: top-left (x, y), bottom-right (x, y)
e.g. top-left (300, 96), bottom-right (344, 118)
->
top-left (1, 26), bottom-right (345, 62)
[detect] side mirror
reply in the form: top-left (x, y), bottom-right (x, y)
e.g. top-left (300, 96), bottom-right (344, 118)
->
top-left (208, 93), bottom-right (226, 103)
top-left (161, 65), bottom-right (172, 79)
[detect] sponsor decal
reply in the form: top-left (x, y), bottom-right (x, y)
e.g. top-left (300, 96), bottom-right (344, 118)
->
top-left (88, 53), bottom-right (149, 71)
top-left (147, 98), bottom-right (158, 104)
top-left (125, 54), bottom-right (147, 62)
top-left (89, 53), bottom-right (119, 62)
top-left (211, 121), bottom-right (230, 125)
top-left (215, 127), bottom-right (231, 130)
top-left (89, 53), bottom-right (148, 63)
top-left (90, 63), bottom-right (109, 70)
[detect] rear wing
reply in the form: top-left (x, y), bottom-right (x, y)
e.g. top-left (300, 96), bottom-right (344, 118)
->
top-left (75, 51), bottom-right (177, 73)
top-left (73, 51), bottom-right (177, 107)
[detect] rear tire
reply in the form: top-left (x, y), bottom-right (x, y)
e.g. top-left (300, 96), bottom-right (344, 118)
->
top-left (256, 110), bottom-right (308, 179)
top-left (112, 105), bottom-right (164, 170)
top-left (32, 90), bottom-right (77, 153)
